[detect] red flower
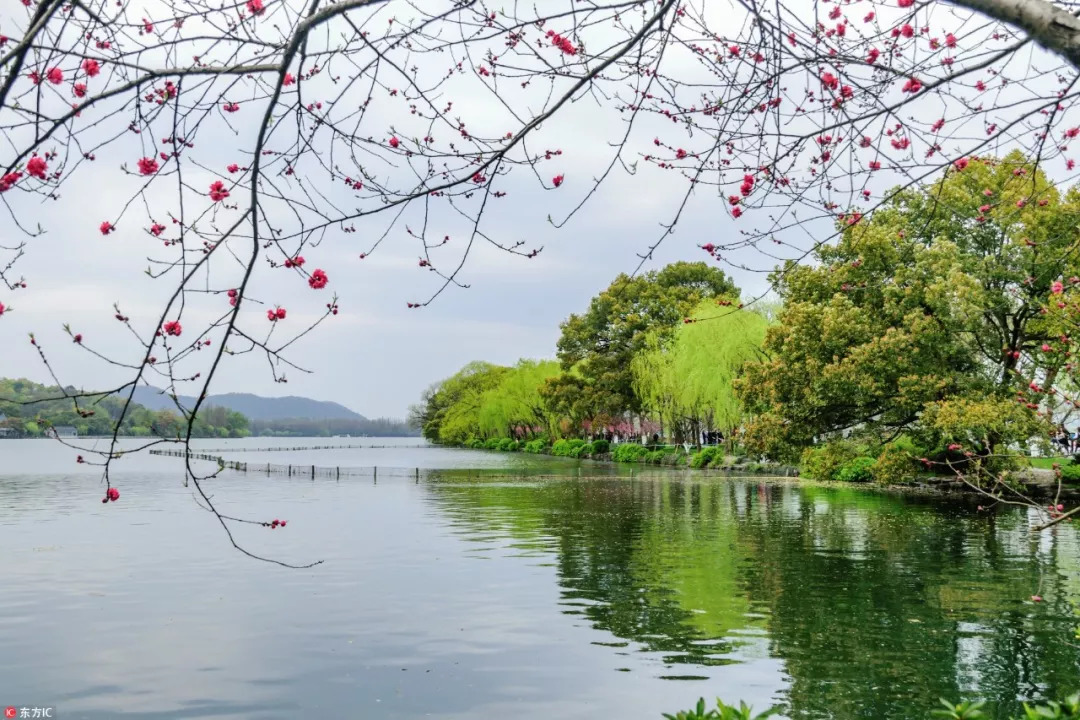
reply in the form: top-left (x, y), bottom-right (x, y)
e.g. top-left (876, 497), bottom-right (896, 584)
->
top-left (552, 174), bottom-right (564, 187)
top-left (820, 72), bottom-right (839, 90)
top-left (46, 67), bottom-right (63, 84)
top-left (223, 102), bottom-right (240, 112)
top-left (283, 73), bottom-right (295, 86)
top-left (227, 163), bottom-right (240, 173)
top-left (150, 223), bottom-right (166, 236)
top-left (73, 333), bottom-right (82, 343)
top-left (82, 59), bottom-right (100, 77)
top-left (0, 302), bottom-right (6, 316)
top-left (284, 255), bottom-right (305, 268)
top-left (547, 31), bottom-right (577, 55)
top-left (308, 268), bottom-right (328, 289)
top-left (137, 156), bottom-right (159, 175)
top-left (268, 306), bottom-right (287, 321)
top-left (901, 77), bottom-right (922, 94)
top-left (389, 136), bottom-right (400, 148)
top-left (0, 171), bottom-right (22, 192)
top-left (26, 156), bottom-right (47, 180)
top-left (246, 0), bottom-right (264, 14)
top-left (100, 221), bottom-right (114, 235)
top-left (866, 48), bottom-right (880, 63)
top-left (107, 487), bottom-right (119, 501)
top-left (162, 320), bottom-right (182, 336)
top-left (73, 83), bottom-right (87, 97)
top-left (953, 157), bottom-right (969, 171)
top-left (208, 180), bottom-right (230, 201)
top-left (945, 33), bottom-right (957, 47)
top-left (898, 0), bottom-right (913, 6)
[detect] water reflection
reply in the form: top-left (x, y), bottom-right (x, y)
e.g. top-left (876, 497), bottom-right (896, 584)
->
top-left (424, 474), bottom-right (1080, 718)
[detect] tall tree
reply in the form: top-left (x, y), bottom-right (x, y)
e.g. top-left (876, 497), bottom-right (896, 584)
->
top-left (632, 300), bottom-right (769, 444)
top-left (737, 153), bottom-right (1071, 462)
top-left (551, 262), bottom-right (739, 417)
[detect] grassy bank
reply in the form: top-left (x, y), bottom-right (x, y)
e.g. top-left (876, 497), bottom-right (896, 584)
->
top-left (455, 437), bottom-right (798, 475)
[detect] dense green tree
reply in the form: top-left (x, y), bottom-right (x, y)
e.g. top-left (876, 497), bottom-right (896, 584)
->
top-left (414, 362), bottom-right (509, 443)
top-left (737, 153), bottom-right (1071, 463)
top-left (0, 377), bottom-right (252, 438)
top-left (550, 262), bottom-right (739, 417)
top-left (474, 360), bottom-right (561, 438)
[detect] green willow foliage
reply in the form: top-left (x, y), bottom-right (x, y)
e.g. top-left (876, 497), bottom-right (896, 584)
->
top-left (632, 301), bottom-right (769, 444)
top-left (413, 360), bottom-right (560, 443)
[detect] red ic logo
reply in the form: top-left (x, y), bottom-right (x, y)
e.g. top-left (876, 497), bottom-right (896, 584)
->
top-left (4, 707), bottom-right (17, 719)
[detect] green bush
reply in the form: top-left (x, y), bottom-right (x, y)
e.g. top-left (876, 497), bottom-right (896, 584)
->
top-left (552, 438), bottom-right (588, 457)
top-left (667, 693), bottom-right (1080, 720)
top-left (800, 441), bottom-right (862, 481)
top-left (835, 456), bottom-right (876, 483)
top-left (590, 439), bottom-right (610, 454)
top-left (465, 438), bottom-right (485, 449)
top-left (691, 446), bottom-right (723, 469)
top-left (1058, 462), bottom-right (1080, 483)
top-left (871, 442), bottom-right (920, 483)
top-left (569, 444), bottom-right (591, 459)
top-left (483, 437), bottom-right (502, 450)
top-left (523, 439), bottom-right (547, 454)
top-left (612, 443), bottom-right (649, 462)
top-left (663, 698), bottom-right (781, 720)
top-left (644, 450), bottom-right (667, 464)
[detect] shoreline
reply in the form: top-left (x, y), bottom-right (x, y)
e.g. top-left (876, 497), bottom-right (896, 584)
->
top-left (453, 442), bottom-right (1080, 501)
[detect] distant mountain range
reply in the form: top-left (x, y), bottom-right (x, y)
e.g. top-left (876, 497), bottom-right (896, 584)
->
top-left (129, 387), bottom-right (366, 421)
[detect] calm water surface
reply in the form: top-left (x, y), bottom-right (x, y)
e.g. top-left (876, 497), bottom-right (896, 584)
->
top-left (2, 437), bottom-right (1079, 719)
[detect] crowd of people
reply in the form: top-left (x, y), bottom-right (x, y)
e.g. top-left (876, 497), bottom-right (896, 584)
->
top-left (1053, 427), bottom-right (1080, 456)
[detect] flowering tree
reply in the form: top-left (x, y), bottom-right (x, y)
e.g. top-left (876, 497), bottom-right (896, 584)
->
top-left (3, 0), bottom-right (1080, 561)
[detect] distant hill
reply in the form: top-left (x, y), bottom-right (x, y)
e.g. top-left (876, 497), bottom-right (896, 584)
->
top-left (124, 387), bottom-right (417, 436)
top-left (129, 387), bottom-right (366, 421)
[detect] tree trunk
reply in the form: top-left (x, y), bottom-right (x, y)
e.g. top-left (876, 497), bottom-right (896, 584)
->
top-left (950, 0), bottom-right (1080, 69)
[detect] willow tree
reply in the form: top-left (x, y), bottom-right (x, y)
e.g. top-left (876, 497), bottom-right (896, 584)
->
top-left (475, 360), bottom-right (561, 439)
top-left (631, 301), bottom-right (769, 445)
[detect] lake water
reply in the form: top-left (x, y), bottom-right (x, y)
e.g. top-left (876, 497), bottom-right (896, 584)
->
top-left (2, 437), bottom-right (1079, 719)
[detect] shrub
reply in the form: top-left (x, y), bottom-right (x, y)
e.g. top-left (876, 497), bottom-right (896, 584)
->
top-left (691, 446), bottom-right (723, 468)
top-left (569, 444), bottom-right (591, 459)
top-left (835, 456), bottom-right (876, 483)
top-left (465, 438), bottom-right (484, 449)
top-left (590, 439), bottom-right (610, 454)
top-left (645, 450), bottom-right (667, 464)
top-left (552, 438), bottom-right (588, 457)
top-left (523, 439), bottom-right (547, 454)
top-left (612, 443), bottom-right (649, 462)
top-left (1059, 462), bottom-right (1080, 483)
top-left (484, 437), bottom-right (502, 450)
top-left (799, 441), bottom-right (861, 481)
top-left (496, 438), bottom-right (514, 451)
top-left (871, 442), bottom-right (920, 484)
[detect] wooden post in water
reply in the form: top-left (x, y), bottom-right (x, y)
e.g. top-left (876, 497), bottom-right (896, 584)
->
top-left (415, 467), bottom-right (419, 482)
top-left (373, 466), bottom-right (377, 484)
top-left (311, 464), bottom-right (315, 478)
top-left (289, 465), bottom-right (292, 476)
top-left (336, 466), bottom-right (340, 480)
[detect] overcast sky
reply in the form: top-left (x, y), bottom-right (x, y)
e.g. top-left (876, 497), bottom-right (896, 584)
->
top-left (0, 0), bottom-right (1056, 419)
